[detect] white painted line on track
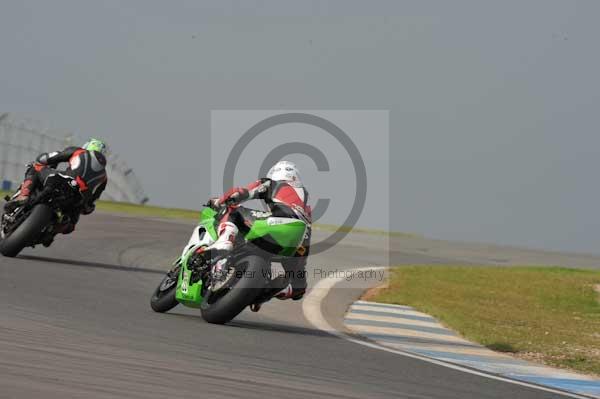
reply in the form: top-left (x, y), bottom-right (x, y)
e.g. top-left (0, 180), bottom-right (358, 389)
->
top-left (350, 304), bottom-right (437, 318)
top-left (302, 266), bottom-right (595, 399)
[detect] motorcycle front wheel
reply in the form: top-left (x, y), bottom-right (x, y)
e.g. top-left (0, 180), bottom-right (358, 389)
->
top-left (150, 265), bottom-right (180, 313)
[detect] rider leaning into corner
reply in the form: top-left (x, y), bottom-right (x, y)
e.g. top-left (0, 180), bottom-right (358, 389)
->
top-left (201, 160), bottom-right (312, 304)
top-left (4, 138), bottom-right (108, 244)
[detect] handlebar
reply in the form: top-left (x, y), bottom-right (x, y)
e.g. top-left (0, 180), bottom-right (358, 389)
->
top-left (205, 182), bottom-right (269, 210)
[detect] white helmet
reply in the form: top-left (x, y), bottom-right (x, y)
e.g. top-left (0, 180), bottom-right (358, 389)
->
top-left (267, 161), bottom-right (303, 187)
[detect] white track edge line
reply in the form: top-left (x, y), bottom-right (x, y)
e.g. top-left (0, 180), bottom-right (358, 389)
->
top-left (301, 266), bottom-right (595, 399)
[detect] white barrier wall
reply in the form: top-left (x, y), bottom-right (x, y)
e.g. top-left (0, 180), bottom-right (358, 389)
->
top-left (0, 113), bottom-right (148, 204)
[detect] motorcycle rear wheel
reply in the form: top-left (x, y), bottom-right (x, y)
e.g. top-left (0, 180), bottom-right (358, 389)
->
top-left (200, 254), bottom-right (270, 325)
top-left (0, 204), bottom-right (53, 258)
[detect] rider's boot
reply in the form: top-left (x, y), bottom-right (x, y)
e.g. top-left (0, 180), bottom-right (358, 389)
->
top-left (275, 284), bottom-right (306, 301)
top-left (250, 285), bottom-right (304, 312)
top-left (198, 222), bottom-right (239, 291)
top-left (4, 179), bottom-right (34, 213)
top-left (41, 234), bottom-right (55, 248)
top-left (250, 303), bottom-right (262, 312)
top-left (275, 284), bottom-right (293, 300)
top-left (196, 221), bottom-right (238, 258)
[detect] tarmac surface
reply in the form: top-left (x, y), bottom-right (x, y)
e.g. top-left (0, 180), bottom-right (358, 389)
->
top-left (1, 211), bottom-right (598, 398)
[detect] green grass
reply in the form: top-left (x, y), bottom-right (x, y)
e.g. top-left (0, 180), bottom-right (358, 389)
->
top-left (96, 200), bottom-right (200, 221)
top-left (99, 202), bottom-right (419, 236)
top-left (369, 266), bottom-right (600, 375)
top-left (2, 190), bottom-right (415, 235)
top-left (1, 190), bottom-right (199, 221)
top-left (313, 223), bottom-right (420, 238)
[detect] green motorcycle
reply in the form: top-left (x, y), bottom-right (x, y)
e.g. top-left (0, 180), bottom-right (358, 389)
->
top-left (150, 201), bottom-right (309, 324)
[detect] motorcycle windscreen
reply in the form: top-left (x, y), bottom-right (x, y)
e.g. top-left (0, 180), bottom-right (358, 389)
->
top-left (198, 207), bottom-right (218, 241)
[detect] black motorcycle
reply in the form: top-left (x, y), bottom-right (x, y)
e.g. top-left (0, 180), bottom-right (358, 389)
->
top-left (1, 173), bottom-right (84, 257)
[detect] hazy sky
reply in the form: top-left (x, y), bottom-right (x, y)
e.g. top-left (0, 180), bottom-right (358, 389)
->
top-left (2, 0), bottom-right (600, 254)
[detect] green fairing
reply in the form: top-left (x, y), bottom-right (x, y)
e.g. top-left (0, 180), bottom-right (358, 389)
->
top-left (174, 208), bottom-right (217, 308)
top-left (246, 219), bottom-right (307, 256)
top-left (199, 207), bottom-right (306, 255)
top-left (199, 207), bottom-right (218, 240)
top-left (175, 207), bottom-right (307, 309)
top-left (175, 249), bottom-right (204, 307)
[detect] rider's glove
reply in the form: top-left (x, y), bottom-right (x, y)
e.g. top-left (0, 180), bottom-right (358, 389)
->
top-left (218, 187), bottom-right (249, 206)
top-left (26, 162), bottom-right (45, 172)
top-left (82, 203), bottom-right (96, 215)
top-left (208, 197), bottom-right (221, 209)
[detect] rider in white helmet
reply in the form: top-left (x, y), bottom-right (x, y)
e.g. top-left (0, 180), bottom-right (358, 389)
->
top-left (201, 160), bottom-right (312, 301)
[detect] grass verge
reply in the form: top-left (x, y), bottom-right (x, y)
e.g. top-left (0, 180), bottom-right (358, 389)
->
top-left (312, 223), bottom-right (420, 238)
top-left (1, 190), bottom-right (415, 236)
top-left (2, 190), bottom-right (200, 221)
top-left (367, 266), bottom-right (600, 375)
top-left (1, 190), bottom-right (199, 221)
top-left (96, 200), bottom-right (200, 221)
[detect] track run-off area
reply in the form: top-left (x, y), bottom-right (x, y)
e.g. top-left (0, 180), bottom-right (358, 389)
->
top-left (1, 212), bottom-right (599, 399)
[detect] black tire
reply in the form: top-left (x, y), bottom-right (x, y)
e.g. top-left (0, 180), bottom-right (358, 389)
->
top-left (0, 204), bottom-right (53, 258)
top-left (200, 254), bottom-right (270, 325)
top-left (150, 268), bottom-right (180, 313)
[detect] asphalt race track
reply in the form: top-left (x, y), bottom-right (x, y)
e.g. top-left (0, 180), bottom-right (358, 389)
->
top-left (1, 212), bottom-right (598, 399)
